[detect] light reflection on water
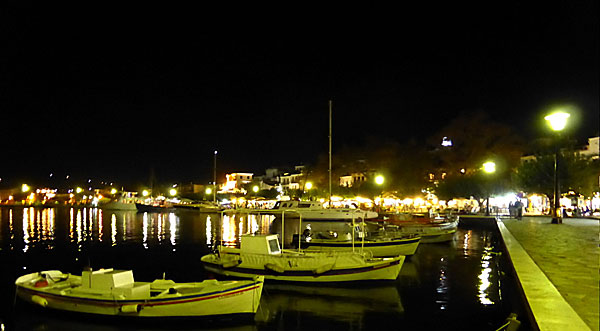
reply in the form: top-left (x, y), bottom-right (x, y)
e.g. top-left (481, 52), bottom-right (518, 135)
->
top-left (0, 207), bottom-right (520, 330)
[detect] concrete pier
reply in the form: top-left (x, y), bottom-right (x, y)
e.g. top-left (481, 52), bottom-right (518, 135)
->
top-left (498, 216), bottom-right (599, 331)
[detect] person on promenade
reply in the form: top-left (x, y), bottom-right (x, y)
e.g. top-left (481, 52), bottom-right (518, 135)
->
top-left (514, 200), bottom-right (523, 220)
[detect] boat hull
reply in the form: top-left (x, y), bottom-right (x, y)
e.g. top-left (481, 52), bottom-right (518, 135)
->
top-left (201, 251), bottom-right (404, 282)
top-left (300, 236), bottom-right (420, 256)
top-left (15, 272), bottom-right (263, 317)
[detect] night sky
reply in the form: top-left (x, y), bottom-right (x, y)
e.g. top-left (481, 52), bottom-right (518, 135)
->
top-left (1, 2), bottom-right (598, 188)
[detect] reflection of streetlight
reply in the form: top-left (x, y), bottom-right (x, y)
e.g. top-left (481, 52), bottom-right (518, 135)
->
top-left (545, 111), bottom-right (570, 224)
top-left (482, 161), bottom-right (496, 216)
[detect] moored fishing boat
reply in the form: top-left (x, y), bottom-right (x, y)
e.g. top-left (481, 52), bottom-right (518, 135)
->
top-left (293, 232), bottom-right (421, 257)
top-left (15, 268), bottom-right (264, 318)
top-left (201, 234), bottom-right (404, 282)
top-left (268, 200), bottom-right (378, 220)
top-left (374, 212), bottom-right (458, 243)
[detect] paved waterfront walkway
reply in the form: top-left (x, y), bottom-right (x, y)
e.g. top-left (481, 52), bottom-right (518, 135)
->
top-left (499, 216), bottom-right (599, 331)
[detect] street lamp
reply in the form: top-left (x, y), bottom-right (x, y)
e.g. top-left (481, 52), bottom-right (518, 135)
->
top-left (375, 175), bottom-right (385, 211)
top-left (213, 150), bottom-right (218, 203)
top-left (545, 111), bottom-right (570, 224)
top-left (482, 161), bottom-right (496, 216)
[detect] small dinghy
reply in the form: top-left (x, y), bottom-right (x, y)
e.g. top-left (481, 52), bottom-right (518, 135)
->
top-left (15, 268), bottom-right (264, 318)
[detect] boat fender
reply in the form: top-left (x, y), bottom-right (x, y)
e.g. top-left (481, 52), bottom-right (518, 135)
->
top-left (313, 263), bottom-right (335, 275)
top-left (120, 304), bottom-right (142, 314)
top-left (31, 295), bottom-right (48, 307)
top-left (222, 259), bottom-right (242, 269)
top-left (34, 279), bottom-right (49, 287)
top-left (264, 263), bottom-right (285, 273)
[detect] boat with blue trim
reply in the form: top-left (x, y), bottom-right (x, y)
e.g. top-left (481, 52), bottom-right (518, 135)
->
top-left (15, 268), bottom-right (264, 318)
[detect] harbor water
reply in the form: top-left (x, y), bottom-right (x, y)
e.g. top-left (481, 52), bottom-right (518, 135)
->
top-left (0, 207), bottom-right (530, 330)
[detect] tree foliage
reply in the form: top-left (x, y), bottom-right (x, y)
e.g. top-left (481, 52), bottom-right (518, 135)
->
top-left (514, 151), bottom-right (600, 198)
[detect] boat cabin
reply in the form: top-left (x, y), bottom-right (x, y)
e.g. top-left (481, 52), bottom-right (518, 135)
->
top-left (273, 200), bottom-right (323, 210)
top-left (81, 268), bottom-right (150, 299)
top-left (241, 234), bottom-right (281, 255)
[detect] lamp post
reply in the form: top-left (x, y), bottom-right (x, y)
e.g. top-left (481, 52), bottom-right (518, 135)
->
top-left (545, 111), bottom-right (570, 224)
top-left (375, 175), bottom-right (385, 212)
top-left (213, 150), bottom-right (218, 203)
top-left (482, 161), bottom-right (496, 216)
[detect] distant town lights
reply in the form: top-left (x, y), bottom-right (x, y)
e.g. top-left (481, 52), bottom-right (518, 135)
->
top-left (441, 137), bottom-right (453, 147)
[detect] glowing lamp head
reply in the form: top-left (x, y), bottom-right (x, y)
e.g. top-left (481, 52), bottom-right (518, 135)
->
top-left (110, 188), bottom-right (117, 194)
top-left (375, 175), bottom-right (385, 185)
top-left (76, 187), bottom-right (83, 194)
top-left (483, 161), bottom-right (496, 173)
top-left (21, 184), bottom-right (30, 193)
top-left (544, 112), bottom-right (570, 131)
top-left (252, 186), bottom-right (259, 193)
top-left (169, 188), bottom-right (177, 196)
top-left (142, 190), bottom-right (149, 197)
top-left (305, 182), bottom-right (313, 190)
top-left (205, 188), bottom-right (212, 195)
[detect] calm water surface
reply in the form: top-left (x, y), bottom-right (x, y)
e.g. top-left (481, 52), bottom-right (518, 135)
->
top-left (0, 206), bottom-right (529, 330)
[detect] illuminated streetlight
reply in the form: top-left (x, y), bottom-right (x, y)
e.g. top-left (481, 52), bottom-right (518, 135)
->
top-left (205, 187), bottom-right (212, 195)
top-left (142, 190), bottom-right (149, 197)
top-left (544, 112), bottom-right (570, 131)
top-left (169, 188), bottom-right (177, 196)
top-left (545, 110), bottom-right (570, 224)
top-left (21, 184), bottom-right (30, 193)
top-left (252, 186), bottom-right (259, 193)
top-left (305, 182), bottom-right (313, 190)
top-left (76, 187), bottom-right (83, 194)
top-left (483, 161), bottom-right (496, 173)
top-left (110, 188), bottom-right (117, 194)
top-left (375, 175), bottom-right (385, 185)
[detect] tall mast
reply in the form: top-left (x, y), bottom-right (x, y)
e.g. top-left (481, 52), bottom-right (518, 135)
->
top-left (328, 99), bottom-right (332, 208)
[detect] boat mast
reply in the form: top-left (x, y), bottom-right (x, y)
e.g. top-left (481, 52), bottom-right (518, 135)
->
top-left (328, 99), bottom-right (332, 209)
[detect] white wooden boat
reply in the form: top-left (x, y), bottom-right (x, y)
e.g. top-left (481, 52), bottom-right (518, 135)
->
top-left (292, 220), bottom-right (420, 257)
top-left (294, 233), bottom-right (421, 257)
top-left (201, 234), bottom-right (404, 282)
top-left (100, 200), bottom-right (137, 211)
top-left (374, 213), bottom-right (459, 243)
top-left (268, 200), bottom-right (378, 220)
top-left (15, 268), bottom-right (264, 318)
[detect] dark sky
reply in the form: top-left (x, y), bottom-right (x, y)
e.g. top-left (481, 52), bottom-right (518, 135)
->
top-left (1, 2), bottom-right (598, 188)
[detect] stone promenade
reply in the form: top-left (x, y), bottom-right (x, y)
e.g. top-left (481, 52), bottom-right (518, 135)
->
top-left (500, 216), bottom-right (599, 331)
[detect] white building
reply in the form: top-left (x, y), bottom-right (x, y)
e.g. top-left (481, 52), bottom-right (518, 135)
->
top-left (220, 172), bottom-right (253, 194)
